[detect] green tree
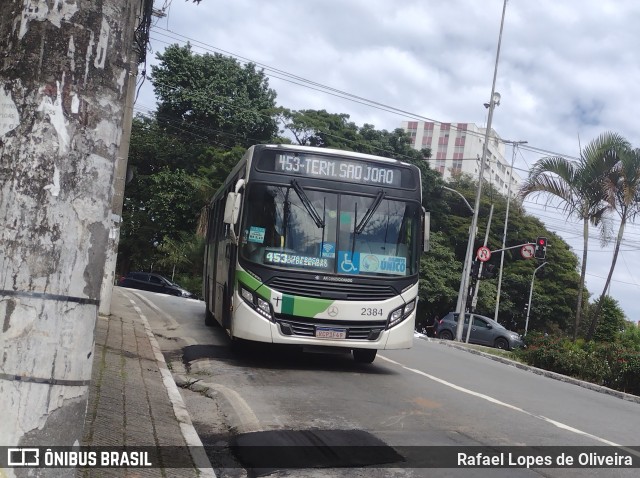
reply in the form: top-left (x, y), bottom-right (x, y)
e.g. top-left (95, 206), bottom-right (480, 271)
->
top-left (197, 145), bottom-right (248, 193)
top-left (156, 232), bottom-right (203, 281)
top-left (588, 146), bottom-right (640, 339)
top-left (119, 169), bottom-right (210, 272)
top-left (128, 115), bottom-right (209, 175)
top-left (440, 175), bottom-right (582, 334)
top-left (151, 43), bottom-right (278, 148)
top-left (586, 296), bottom-right (627, 342)
top-left (417, 231), bottom-right (462, 323)
top-left (277, 108), bottom-right (431, 162)
top-left (519, 132), bottom-right (628, 340)
top-left (276, 108), bottom-right (359, 149)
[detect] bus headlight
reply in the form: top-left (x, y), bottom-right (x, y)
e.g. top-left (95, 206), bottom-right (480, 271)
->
top-left (387, 299), bottom-right (417, 328)
top-left (241, 287), bottom-right (254, 303)
top-left (257, 297), bottom-right (271, 316)
top-left (239, 285), bottom-right (273, 320)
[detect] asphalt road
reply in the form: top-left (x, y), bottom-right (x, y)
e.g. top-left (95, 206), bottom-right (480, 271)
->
top-left (117, 287), bottom-right (640, 478)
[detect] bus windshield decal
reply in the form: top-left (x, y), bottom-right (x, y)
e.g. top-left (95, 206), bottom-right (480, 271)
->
top-left (360, 254), bottom-right (407, 276)
top-left (321, 242), bottom-right (336, 258)
top-left (338, 251), bottom-right (407, 276)
top-left (248, 226), bottom-right (266, 243)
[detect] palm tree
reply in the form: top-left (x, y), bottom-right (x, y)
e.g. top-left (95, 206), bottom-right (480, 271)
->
top-left (519, 132), bottom-right (629, 340)
top-left (587, 146), bottom-right (640, 340)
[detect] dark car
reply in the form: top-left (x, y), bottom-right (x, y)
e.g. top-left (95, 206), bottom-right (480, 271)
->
top-left (118, 272), bottom-right (193, 298)
top-left (434, 312), bottom-right (524, 350)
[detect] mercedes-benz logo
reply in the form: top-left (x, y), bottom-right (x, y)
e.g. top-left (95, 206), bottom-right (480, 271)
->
top-left (327, 305), bottom-right (339, 317)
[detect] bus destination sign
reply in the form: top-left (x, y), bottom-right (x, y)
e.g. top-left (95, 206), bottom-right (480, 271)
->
top-left (265, 153), bottom-right (408, 188)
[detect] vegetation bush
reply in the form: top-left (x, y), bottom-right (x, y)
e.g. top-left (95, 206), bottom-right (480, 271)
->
top-left (173, 273), bottom-right (204, 301)
top-left (515, 332), bottom-right (640, 396)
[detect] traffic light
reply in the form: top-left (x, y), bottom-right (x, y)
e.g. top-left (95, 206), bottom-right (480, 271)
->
top-left (535, 237), bottom-right (548, 259)
top-left (481, 264), bottom-right (495, 279)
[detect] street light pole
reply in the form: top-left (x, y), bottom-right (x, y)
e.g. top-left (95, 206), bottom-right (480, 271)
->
top-left (442, 186), bottom-right (475, 316)
top-left (455, 0), bottom-right (509, 341)
top-left (494, 139), bottom-right (527, 322)
top-left (525, 262), bottom-right (547, 335)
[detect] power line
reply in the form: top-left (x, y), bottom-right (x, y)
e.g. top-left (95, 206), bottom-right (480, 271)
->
top-left (149, 26), bottom-right (583, 163)
top-left (143, 27), bottom-right (640, 257)
top-left (585, 271), bottom-right (640, 288)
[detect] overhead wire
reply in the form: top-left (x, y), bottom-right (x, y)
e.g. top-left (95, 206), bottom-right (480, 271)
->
top-left (145, 16), bottom-right (640, 296)
top-left (141, 23), bottom-right (640, 290)
top-left (149, 26), bottom-right (584, 164)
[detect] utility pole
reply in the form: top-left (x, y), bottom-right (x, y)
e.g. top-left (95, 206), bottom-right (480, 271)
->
top-left (0, 0), bottom-right (148, 458)
top-left (494, 139), bottom-right (527, 321)
top-left (465, 204), bottom-right (494, 344)
top-left (99, 56), bottom-right (138, 316)
top-left (456, 0), bottom-right (508, 341)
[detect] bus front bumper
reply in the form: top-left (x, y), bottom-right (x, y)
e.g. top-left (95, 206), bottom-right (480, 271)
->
top-left (231, 300), bottom-right (415, 350)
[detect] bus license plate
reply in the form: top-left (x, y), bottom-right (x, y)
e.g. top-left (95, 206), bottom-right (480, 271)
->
top-left (316, 327), bottom-right (347, 339)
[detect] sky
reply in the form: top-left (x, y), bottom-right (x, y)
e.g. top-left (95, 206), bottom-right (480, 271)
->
top-left (139, 0), bottom-right (640, 324)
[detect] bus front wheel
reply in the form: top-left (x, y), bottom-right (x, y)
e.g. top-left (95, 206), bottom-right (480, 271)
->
top-left (353, 348), bottom-right (377, 364)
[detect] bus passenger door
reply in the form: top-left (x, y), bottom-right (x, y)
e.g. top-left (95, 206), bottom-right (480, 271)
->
top-left (215, 223), bottom-right (232, 328)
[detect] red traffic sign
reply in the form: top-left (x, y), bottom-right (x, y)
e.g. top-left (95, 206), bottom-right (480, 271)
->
top-left (521, 244), bottom-right (535, 259)
top-left (477, 246), bottom-right (491, 262)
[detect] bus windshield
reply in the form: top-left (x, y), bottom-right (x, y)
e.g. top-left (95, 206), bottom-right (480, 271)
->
top-left (240, 183), bottom-right (420, 277)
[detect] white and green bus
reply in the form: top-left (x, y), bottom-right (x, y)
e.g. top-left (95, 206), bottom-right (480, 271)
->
top-left (203, 144), bottom-right (428, 363)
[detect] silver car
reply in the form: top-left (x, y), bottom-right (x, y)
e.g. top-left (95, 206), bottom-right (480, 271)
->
top-left (434, 312), bottom-right (524, 350)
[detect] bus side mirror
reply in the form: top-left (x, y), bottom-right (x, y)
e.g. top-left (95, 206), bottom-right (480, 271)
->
top-left (223, 192), bottom-right (241, 225)
top-left (422, 210), bottom-right (430, 252)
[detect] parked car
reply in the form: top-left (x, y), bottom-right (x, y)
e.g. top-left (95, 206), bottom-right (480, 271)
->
top-left (434, 312), bottom-right (524, 350)
top-left (118, 272), bottom-right (193, 298)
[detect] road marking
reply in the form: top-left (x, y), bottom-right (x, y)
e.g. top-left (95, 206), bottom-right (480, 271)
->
top-left (378, 355), bottom-right (621, 447)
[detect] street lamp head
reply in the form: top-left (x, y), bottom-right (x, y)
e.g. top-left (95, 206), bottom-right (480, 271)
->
top-left (484, 92), bottom-right (501, 109)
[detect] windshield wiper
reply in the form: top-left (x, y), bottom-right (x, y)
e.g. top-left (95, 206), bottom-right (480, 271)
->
top-left (291, 180), bottom-right (325, 229)
top-left (355, 190), bottom-right (385, 234)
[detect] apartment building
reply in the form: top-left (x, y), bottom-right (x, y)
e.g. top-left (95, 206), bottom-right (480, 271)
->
top-left (401, 120), bottom-right (521, 196)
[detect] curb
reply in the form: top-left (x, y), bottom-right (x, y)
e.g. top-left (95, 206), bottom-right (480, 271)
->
top-left (420, 336), bottom-right (640, 405)
top-left (126, 295), bottom-right (217, 478)
top-left (173, 372), bottom-right (263, 435)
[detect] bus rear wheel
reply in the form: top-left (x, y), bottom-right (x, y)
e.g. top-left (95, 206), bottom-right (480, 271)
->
top-left (353, 349), bottom-right (377, 364)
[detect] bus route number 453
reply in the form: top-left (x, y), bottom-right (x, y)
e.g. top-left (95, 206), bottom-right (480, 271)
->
top-left (316, 327), bottom-right (347, 339)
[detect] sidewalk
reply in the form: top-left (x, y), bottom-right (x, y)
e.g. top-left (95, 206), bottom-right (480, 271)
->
top-left (78, 289), bottom-right (214, 477)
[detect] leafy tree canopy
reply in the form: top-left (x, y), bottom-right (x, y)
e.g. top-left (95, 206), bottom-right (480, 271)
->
top-left (426, 174), bottom-right (584, 335)
top-left (585, 296), bottom-right (627, 342)
top-left (151, 43), bottom-right (278, 148)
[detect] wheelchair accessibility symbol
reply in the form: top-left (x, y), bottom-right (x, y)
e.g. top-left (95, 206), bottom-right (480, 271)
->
top-left (338, 251), bottom-right (360, 274)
